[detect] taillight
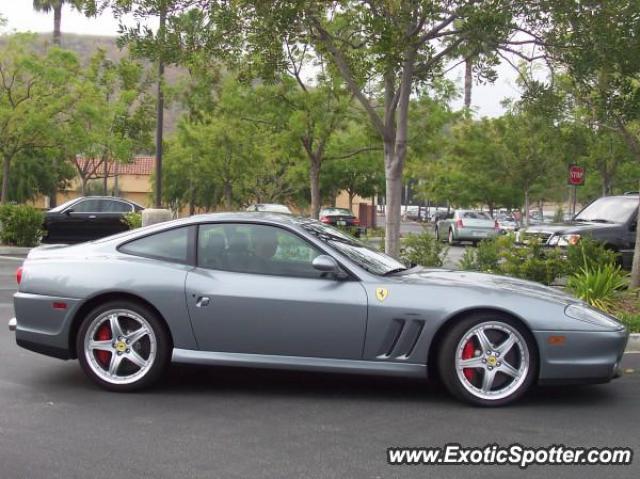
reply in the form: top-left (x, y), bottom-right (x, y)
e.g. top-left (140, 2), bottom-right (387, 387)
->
top-left (320, 216), bottom-right (331, 224)
top-left (352, 218), bottom-right (360, 225)
top-left (16, 266), bottom-right (23, 285)
top-left (455, 219), bottom-right (464, 228)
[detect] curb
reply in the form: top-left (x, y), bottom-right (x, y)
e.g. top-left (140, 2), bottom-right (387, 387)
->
top-left (0, 246), bottom-right (32, 255)
top-left (626, 334), bottom-right (640, 353)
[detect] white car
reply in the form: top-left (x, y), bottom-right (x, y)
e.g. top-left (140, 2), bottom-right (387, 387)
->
top-left (245, 203), bottom-right (292, 214)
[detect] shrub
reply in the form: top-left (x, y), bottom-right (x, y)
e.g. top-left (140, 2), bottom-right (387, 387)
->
top-left (567, 263), bottom-right (628, 313)
top-left (459, 234), bottom-right (565, 285)
top-left (401, 229), bottom-right (449, 267)
top-left (565, 238), bottom-right (619, 276)
top-left (0, 204), bottom-right (44, 247)
top-left (123, 212), bottom-right (143, 229)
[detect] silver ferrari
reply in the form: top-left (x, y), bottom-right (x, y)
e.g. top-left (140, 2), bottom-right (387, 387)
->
top-left (8, 213), bottom-right (628, 406)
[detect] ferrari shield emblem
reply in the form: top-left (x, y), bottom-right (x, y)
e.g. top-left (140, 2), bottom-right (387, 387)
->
top-left (375, 287), bottom-right (389, 302)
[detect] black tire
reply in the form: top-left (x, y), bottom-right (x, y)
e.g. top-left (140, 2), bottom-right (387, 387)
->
top-left (434, 227), bottom-right (440, 241)
top-left (76, 300), bottom-right (171, 392)
top-left (437, 312), bottom-right (538, 407)
top-left (448, 228), bottom-right (457, 245)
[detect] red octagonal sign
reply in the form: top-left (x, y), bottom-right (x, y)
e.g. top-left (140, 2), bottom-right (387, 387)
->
top-left (568, 165), bottom-right (585, 185)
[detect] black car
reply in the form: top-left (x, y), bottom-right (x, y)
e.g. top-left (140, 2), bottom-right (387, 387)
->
top-left (521, 194), bottom-right (638, 269)
top-left (43, 196), bottom-right (144, 244)
top-left (319, 207), bottom-right (362, 235)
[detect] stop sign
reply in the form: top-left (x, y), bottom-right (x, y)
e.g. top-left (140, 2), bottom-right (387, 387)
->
top-left (568, 165), bottom-right (585, 185)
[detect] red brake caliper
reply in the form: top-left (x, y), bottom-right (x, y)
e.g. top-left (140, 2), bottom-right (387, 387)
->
top-left (462, 339), bottom-right (476, 381)
top-left (95, 323), bottom-right (112, 367)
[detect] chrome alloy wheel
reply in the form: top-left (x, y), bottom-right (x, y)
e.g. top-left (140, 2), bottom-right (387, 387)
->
top-left (454, 321), bottom-right (529, 401)
top-left (83, 309), bottom-right (157, 385)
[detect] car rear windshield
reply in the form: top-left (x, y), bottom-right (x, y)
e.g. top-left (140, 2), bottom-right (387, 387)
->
top-left (320, 208), bottom-right (353, 216)
top-left (460, 211), bottom-right (492, 220)
top-left (575, 196), bottom-right (638, 224)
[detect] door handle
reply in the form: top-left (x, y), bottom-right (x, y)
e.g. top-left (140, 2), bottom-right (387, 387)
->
top-left (195, 296), bottom-right (210, 308)
top-left (88, 215), bottom-right (96, 219)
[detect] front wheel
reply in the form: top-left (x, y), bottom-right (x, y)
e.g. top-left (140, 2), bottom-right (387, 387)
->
top-left (76, 300), bottom-right (171, 392)
top-left (448, 228), bottom-right (457, 245)
top-left (437, 314), bottom-right (537, 406)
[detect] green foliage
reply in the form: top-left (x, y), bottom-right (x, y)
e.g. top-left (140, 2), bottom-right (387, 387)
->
top-left (567, 264), bottom-right (628, 313)
top-left (123, 212), bottom-right (142, 229)
top-left (460, 235), bottom-right (565, 285)
top-left (565, 238), bottom-right (619, 276)
top-left (0, 204), bottom-right (43, 246)
top-left (400, 230), bottom-right (449, 268)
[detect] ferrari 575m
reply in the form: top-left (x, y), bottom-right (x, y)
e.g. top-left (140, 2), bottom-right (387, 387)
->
top-left (9, 213), bottom-right (628, 406)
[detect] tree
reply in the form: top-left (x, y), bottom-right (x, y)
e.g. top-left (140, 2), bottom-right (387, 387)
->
top-left (240, 1), bottom-right (551, 256)
top-left (547, 0), bottom-right (640, 286)
top-left (33, 1), bottom-right (83, 46)
top-left (0, 34), bottom-right (79, 203)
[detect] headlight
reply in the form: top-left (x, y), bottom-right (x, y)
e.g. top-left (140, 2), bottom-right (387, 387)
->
top-left (564, 303), bottom-right (624, 330)
top-left (556, 234), bottom-right (581, 246)
top-left (548, 235), bottom-right (559, 246)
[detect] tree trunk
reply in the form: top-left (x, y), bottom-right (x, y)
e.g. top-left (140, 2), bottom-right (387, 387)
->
top-left (223, 182), bottom-right (232, 209)
top-left (464, 57), bottom-right (473, 110)
top-left (631, 182), bottom-right (640, 288)
top-left (309, 156), bottom-right (321, 219)
top-left (53, 5), bottom-right (62, 46)
top-left (80, 177), bottom-right (87, 195)
top-left (524, 188), bottom-right (530, 227)
top-left (1, 156), bottom-right (10, 204)
top-left (348, 191), bottom-right (354, 212)
top-left (103, 158), bottom-right (108, 195)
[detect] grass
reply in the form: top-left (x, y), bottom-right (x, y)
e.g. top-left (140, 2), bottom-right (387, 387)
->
top-left (611, 289), bottom-right (640, 333)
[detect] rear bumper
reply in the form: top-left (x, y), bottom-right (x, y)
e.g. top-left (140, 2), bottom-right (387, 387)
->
top-left (12, 292), bottom-right (81, 360)
top-left (535, 328), bottom-right (628, 385)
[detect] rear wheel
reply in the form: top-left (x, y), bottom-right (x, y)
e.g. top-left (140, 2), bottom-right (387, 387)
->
top-left (437, 313), bottom-right (537, 406)
top-left (448, 228), bottom-right (456, 245)
top-left (76, 300), bottom-right (171, 392)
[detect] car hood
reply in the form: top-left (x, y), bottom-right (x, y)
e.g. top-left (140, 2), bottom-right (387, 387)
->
top-left (393, 267), bottom-right (577, 305)
top-left (523, 221), bottom-right (617, 235)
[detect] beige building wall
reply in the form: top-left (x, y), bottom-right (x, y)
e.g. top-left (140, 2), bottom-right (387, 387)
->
top-left (334, 191), bottom-right (374, 215)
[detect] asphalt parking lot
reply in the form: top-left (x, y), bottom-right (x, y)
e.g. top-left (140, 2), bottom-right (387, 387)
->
top-left (0, 255), bottom-right (639, 479)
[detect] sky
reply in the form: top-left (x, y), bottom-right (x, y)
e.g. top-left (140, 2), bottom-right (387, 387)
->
top-left (0, 1), bottom-right (525, 117)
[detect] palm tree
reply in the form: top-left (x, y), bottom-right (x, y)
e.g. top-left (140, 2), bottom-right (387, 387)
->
top-left (32, 0), bottom-right (80, 46)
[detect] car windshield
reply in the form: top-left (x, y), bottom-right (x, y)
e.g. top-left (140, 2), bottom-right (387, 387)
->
top-left (48, 198), bottom-right (80, 212)
top-left (320, 208), bottom-right (353, 216)
top-left (300, 221), bottom-right (406, 275)
top-left (574, 197), bottom-right (638, 224)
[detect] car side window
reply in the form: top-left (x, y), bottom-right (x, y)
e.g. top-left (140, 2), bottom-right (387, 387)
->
top-left (198, 223), bottom-right (323, 278)
top-left (69, 199), bottom-right (103, 213)
top-left (103, 200), bottom-right (133, 213)
top-left (120, 227), bottom-right (190, 263)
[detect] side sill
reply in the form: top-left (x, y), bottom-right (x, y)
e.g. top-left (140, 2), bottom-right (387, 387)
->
top-left (172, 349), bottom-right (427, 378)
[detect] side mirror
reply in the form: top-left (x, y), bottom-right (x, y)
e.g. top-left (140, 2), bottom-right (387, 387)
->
top-left (64, 209), bottom-right (74, 215)
top-left (312, 255), bottom-right (347, 279)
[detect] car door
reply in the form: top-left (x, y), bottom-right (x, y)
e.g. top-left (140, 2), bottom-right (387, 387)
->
top-left (56, 198), bottom-right (104, 242)
top-left (185, 222), bottom-right (368, 359)
top-left (97, 199), bottom-right (134, 238)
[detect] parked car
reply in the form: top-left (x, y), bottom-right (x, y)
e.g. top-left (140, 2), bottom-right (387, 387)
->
top-left (402, 205), bottom-right (421, 221)
top-left (435, 210), bottom-right (499, 245)
top-left (519, 194), bottom-right (638, 269)
top-left (9, 212), bottom-right (627, 406)
top-left (495, 213), bottom-right (519, 234)
top-left (245, 203), bottom-right (292, 214)
top-left (42, 196), bottom-right (144, 244)
top-left (319, 208), bottom-right (362, 235)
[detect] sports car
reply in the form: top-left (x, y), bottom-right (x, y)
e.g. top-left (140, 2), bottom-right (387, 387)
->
top-left (8, 213), bottom-right (628, 406)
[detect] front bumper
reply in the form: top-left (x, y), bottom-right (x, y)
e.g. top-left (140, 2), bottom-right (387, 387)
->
top-left (535, 328), bottom-right (629, 385)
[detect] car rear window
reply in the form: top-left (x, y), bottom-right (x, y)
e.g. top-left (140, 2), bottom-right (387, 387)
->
top-left (119, 227), bottom-right (191, 263)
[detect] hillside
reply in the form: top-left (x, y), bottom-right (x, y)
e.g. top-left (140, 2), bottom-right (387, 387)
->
top-left (0, 32), bottom-right (185, 133)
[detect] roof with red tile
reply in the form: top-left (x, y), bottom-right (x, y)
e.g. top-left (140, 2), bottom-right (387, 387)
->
top-left (75, 156), bottom-right (154, 176)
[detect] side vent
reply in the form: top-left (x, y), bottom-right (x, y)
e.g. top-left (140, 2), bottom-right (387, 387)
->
top-left (377, 319), bottom-right (425, 360)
